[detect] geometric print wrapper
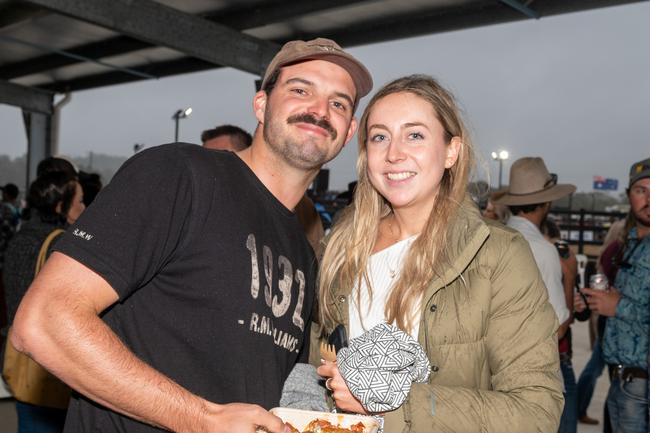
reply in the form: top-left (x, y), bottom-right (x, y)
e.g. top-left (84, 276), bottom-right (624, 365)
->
top-left (336, 322), bottom-right (430, 413)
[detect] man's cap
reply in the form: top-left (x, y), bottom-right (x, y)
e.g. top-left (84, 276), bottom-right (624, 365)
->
top-left (493, 157), bottom-right (576, 206)
top-left (629, 157), bottom-right (650, 187)
top-left (261, 38), bottom-right (373, 103)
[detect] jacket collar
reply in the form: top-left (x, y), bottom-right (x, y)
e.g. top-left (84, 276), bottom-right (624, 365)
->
top-left (425, 195), bottom-right (490, 292)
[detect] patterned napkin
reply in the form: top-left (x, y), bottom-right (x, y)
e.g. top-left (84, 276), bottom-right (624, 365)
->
top-left (336, 322), bottom-right (430, 413)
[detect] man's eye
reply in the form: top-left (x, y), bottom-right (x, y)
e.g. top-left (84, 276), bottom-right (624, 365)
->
top-left (332, 101), bottom-right (347, 111)
top-left (291, 88), bottom-right (306, 95)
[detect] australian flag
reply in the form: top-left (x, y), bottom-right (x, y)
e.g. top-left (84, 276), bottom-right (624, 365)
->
top-left (593, 176), bottom-right (618, 191)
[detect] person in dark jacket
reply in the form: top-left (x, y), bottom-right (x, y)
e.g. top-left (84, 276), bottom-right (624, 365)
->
top-left (3, 170), bottom-right (84, 433)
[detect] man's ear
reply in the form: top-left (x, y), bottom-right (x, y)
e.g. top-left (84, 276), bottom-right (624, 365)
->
top-left (55, 201), bottom-right (63, 215)
top-left (343, 117), bottom-right (358, 147)
top-left (445, 136), bottom-right (462, 169)
top-left (253, 90), bottom-right (268, 124)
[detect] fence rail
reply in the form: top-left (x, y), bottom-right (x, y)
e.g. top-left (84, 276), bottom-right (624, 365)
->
top-left (550, 208), bottom-right (626, 256)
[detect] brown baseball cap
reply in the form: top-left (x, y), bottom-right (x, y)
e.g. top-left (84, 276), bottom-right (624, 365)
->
top-left (261, 38), bottom-right (373, 105)
top-left (629, 157), bottom-right (650, 187)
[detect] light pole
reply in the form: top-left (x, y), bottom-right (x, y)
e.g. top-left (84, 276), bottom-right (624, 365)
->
top-left (172, 107), bottom-right (192, 142)
top-left (491, 149), bottom-right (509, 189)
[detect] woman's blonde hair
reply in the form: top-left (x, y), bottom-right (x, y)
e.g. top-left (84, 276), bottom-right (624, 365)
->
top-left (319, 75), bottom-right (475, 334)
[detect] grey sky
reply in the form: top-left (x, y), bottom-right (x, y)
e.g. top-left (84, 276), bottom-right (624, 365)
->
top-left (2, 2), bottom-right (649, 192)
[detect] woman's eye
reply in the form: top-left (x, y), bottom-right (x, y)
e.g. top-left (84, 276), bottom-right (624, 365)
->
top-left (370, 134), bottom-right (387, 142)
top-left (408, 132), bottom-right (424, 140)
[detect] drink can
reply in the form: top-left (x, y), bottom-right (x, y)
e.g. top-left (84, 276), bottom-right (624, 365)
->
top-left (589, 273), bottom-right (609, 290)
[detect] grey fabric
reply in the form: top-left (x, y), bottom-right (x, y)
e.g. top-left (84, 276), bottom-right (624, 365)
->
top-left (280, 363), bottom-right (329, 411)
top-left (337, 322), bottom-right (430, 413)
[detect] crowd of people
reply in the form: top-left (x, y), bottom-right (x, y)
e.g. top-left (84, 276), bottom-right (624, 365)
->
top-left (0, 37), bottom-right (648, 433)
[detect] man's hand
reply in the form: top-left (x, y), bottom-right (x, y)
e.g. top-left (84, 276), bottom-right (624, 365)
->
top-left (199, 402), bottom-right (290, 433)
top-left (574, 291), bottom-right (587, 313)
top-left (316, 361), bottom-right (367, 415)
top-left (582, 287), bottom-right (621, 317)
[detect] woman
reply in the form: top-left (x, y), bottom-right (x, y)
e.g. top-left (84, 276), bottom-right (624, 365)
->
top-left (3, 170), bottom-right (84, 433)
top-left (315, 75), bottom-right (563, 432)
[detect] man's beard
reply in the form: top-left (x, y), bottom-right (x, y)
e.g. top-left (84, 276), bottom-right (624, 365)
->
top-left (263, 108), bottom-right (340, 170)
top-left (633, 204), bottom-right (650, 230)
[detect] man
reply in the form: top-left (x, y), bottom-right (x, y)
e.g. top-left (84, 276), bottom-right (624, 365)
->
top-left (494, 157), bottom-right (576, 433)
top-left (11, 38), bottom-right (372, 433)
top-left (494, 157), bottom-right (574, 330)
top-left (201, 124), bottom-right (252, 151)
top-left (583, 157), bottom-right (650, 433)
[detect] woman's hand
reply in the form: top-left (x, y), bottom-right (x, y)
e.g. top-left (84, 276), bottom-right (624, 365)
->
top-left (317, 361), bottom-right (368, 414)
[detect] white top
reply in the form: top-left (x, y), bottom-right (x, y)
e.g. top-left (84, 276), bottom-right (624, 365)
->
top-left (349, 236), bottom-right (421, 341)
top-left (507, 216), bottom-right (570, 324)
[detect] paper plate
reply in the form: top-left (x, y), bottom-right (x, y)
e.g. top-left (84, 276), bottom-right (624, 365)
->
top-left (269, 407), bottom-right (379, 433)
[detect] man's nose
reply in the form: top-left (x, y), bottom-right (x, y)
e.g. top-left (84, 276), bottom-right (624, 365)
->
top-left (307, 96), bottom-right (329, 119)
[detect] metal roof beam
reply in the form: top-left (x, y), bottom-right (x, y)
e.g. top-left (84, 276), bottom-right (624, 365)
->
top-left (0, 34), bottom-right (157, 79)
top-left (24, 0), bottom-right (280, 75)
top-left (210, 0), bottom-right (371, 31)
top-left (0, 2), bottom-right (48, 30)
top-left (0, 36), bottom-right (150, 80)
top-left (38, 57), bottom-right (215, 93)
top-left (1, 0), bottom-right (368, 80)
top-left (498, 0), bottom-right (540, 19)
top-left (0, 79), bottom-right (53, 114)
top-left (23, 0), bottom-right (646, 92)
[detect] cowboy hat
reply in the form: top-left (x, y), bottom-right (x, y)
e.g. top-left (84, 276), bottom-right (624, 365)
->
top-left (493, 157), bottom-right (576, 206)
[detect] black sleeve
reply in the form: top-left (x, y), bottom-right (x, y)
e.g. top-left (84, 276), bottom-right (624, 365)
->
top-left (54, 144), bottom-right (193, 300)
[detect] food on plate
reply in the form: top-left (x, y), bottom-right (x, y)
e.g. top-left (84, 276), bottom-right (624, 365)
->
top-left (286, 419), bottom-right (366, 433)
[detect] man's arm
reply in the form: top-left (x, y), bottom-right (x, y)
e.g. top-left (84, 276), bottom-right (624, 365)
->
top-left (11, 252), bottom-right (287, 433)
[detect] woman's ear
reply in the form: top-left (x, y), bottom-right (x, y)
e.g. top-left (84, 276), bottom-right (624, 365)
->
top-left (55, 201), bottom-right (63, 215)
top-left (445, 136), bottom-right (462, 169)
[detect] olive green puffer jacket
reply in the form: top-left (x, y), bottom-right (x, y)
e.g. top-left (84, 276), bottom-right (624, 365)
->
top-left (312, 197), bottom-right (563, 433)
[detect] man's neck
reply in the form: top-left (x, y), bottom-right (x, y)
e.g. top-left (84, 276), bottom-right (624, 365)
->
top-left (236, 143), bottom-right (317, 211)
top-left (636, 223), bottom-right (650, 239)
top-left (516, 211), bottom-right (544, 230)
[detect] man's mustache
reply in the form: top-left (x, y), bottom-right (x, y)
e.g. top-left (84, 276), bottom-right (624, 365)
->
top-left (287, 113), bottom-right (337, 140)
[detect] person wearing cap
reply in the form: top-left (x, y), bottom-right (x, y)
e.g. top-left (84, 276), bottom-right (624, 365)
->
top-left (581, 157), bottom-right (650, 433)
top-left (9, 38), bottom-right (372, 433)
top-left (493, 157), bottom-right (577, 433)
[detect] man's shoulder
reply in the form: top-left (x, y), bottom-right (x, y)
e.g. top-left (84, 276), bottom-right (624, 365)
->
top-left (132, 143), bottom-right (239, 177)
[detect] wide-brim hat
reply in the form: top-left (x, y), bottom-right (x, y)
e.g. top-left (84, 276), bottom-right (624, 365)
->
top-left (260, 38), bottom-right (373, 104)
top-left (493, 157), bottom-right (576, 206)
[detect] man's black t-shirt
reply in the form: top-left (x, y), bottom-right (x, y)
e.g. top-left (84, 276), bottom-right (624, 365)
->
top-left (55, 144), bottom-right (316, 433)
